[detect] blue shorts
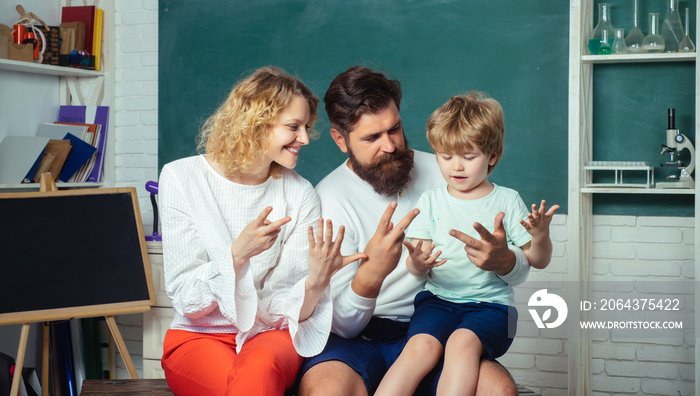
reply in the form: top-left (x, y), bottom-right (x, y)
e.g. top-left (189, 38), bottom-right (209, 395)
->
top-left (300, 317), bottom-right (441, 395)
top-left (407, 291), bottom-right (518, 360)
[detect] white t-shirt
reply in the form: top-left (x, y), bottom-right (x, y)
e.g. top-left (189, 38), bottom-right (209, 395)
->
top-left (159, 155), bottom-right (332, 357)
top-left (408, 184), bottom-right (531, 306)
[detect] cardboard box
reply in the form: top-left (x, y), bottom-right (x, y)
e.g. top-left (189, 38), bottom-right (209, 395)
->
top-left (0, 25), bottom-right (11, 59)
top-left (8, 43), bottom-right (32, 62)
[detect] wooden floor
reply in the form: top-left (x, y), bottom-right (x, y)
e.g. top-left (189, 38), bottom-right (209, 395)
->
top-left (80, 379), bottom-right (540, 395)
top-left (80, 379), bottom-right (174, 395)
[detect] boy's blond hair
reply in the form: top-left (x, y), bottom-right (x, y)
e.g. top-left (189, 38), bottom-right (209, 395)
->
top-left (426, 91), bottom-right (504, 174)
top-left (197, 66), bottom-right (319, 179)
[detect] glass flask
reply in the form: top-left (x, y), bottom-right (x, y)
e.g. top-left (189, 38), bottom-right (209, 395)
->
top-left (642, 13), bottom-right (665, 53)
top-left (626, 0), bottom-right (645, 53)
top-left (598, 30), bottom-right (612, 54)
top-left (611, 28), bottom-right (628, 54)
top-left (661, 0), bottom-right (684, 52)
top-left (679, 8), bottom-right (695, 52)
top-left (588, 3), bottom-right (615, 55)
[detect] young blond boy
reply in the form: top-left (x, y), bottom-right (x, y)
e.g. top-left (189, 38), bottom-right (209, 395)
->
top-left (375, 92), bottom-right (559, 396)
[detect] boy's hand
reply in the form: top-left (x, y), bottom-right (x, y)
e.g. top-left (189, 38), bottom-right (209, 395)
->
top-left (403, 240), bottom-right (447, 273)
top-left (449, 212), bottom-right (515, 276)
top-left (520, 200), bottom-right (559, 238)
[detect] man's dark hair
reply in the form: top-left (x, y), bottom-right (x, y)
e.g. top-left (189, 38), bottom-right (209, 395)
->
top-left (324, 66), bottom-right (402, 138)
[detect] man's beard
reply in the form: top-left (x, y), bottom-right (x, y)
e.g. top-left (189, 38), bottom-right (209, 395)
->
top-left (348, 143), bottom-right (415, 197)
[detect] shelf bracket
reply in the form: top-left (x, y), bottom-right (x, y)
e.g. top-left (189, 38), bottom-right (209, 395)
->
top-left (66, 76), bottom-right (85, 105)
top-left (89, 75), bottom-right (105, 106)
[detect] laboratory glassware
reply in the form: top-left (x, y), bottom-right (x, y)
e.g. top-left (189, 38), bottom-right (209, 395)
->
top-left (626, 0), bottom-right (645, 53)
top-left (679, 7), bottom-right (695, 53)
top-left (643, 13), bottom-right (665, 53)
top-left (588, 3), bottom-right (615, 55)
top-left (611, 28), bottom-right (628, 54)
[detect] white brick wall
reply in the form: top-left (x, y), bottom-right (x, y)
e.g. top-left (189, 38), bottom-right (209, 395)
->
top-left (112, 0), bottom-right (158, 379)
top-left (113, 0), bottom-right (159, 237)
top-left (107, 4), bottom-right (696, 394)
top-left (501, 214), bottom-right (695, 395)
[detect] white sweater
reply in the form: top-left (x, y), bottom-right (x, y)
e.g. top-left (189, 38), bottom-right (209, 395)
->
top-left (315, 150), bottom-right (530, 338)
top-left (158, 155), bottom-right (332, 357)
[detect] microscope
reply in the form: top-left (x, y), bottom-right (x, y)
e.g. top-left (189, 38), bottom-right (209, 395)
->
top-left (656, 108), bottom-right (695, 189)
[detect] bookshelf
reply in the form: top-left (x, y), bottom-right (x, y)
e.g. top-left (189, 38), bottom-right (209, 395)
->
top-left (568, 0), bottom-right (699, 394)
top-left (0, 58), bottom-right (104, 76)
top-left (0, 0), bottom-right (114, 191)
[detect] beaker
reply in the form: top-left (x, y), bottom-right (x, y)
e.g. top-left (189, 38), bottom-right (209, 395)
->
top-left (660, 0), bottom-right (684, 52)
top-left (626, 0), bottom-right (645, 53)
top-left (679, 8), bottom-right (695, 53)
top-left (611, 28), bottom-right (628, 54)
top-left (588, 3), bottom-right (615, 55)
top-left (643, 13), bottom-right (665, 53)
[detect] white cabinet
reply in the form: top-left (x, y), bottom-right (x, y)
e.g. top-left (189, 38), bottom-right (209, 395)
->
top-left (143, 241), bottom-right (172, 379)
top-left (0, 0), bottom-right (114, 190)
top-left (568, 1), bottom-right (699, 394)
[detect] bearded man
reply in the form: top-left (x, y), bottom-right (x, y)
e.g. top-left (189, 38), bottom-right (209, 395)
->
top-left (298, 66), bottom-right (530, 396)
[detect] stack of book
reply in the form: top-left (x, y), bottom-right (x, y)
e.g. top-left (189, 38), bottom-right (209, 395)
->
top-left (0, 319), bottom-right (111, 396)
top-left (0, 105), bottom-right (109, 185)
top-left (59, 5), bottom-right (104, 70)
top-left (49, 318), bottom-right (112, 396)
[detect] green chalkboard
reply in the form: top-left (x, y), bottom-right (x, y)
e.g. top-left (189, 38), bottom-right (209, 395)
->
top-left (158, 0), bottom-right (695, 216)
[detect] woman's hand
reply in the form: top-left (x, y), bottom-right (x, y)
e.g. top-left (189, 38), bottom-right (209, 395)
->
top-left (306, 218), bottom-right (367, 290)
top-left (300, 218), bottom-right (367, 322)
top-left (231, 206), bottom-right (291, 274)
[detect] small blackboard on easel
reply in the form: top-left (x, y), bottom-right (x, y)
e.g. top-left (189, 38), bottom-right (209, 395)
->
top-left (0, 174), bottom-right (155, 395)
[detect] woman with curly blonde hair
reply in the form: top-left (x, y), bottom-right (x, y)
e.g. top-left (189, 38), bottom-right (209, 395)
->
top-left (159, 66), bottom-right (365, 395)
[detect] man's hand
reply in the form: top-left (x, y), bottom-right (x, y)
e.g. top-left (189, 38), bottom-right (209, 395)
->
top-left (351, 202), bottom-right (419, 298)
top-left (449, 212), bottom-right (515, 276)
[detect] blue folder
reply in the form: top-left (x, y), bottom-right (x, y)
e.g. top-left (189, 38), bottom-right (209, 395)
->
top-left (59, 133), bottom-right (97, 182)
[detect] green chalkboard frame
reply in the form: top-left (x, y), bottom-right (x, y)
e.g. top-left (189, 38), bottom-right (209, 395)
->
top-left (158, 0), bottom-right (696, 216)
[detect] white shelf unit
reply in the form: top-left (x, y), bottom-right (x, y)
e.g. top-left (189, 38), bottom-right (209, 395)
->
top-left (0, 0), bottom-right (114, 191)
top-left (582, 52), bottom-right (696, 63)
top-left (568, 1), bottom-right (699, 395)
top-left (580, 187), bottom-right (694, 194)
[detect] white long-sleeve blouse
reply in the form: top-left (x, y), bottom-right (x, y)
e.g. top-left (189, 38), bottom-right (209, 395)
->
top-left (158, 155), bottom-right (332, 357)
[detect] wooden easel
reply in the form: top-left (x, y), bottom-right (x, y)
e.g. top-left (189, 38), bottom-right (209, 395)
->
top-left (11, 318), bottom-right (140, 396)
top-left (7, 173), bottom-right (150, 396)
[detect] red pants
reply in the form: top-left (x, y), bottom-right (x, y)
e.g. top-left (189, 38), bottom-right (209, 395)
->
top-left (161, 329), bottom-right (302, 396)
